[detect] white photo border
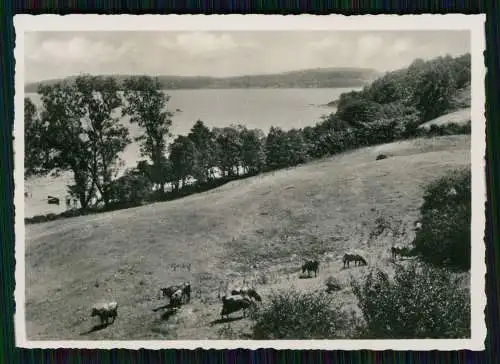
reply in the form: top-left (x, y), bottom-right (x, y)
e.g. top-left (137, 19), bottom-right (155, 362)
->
top-left (13, 14), bottom-right (487, 351)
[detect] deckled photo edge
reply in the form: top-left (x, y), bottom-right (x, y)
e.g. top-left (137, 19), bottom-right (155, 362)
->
top-left (13, 13), bottom-right (487, 350)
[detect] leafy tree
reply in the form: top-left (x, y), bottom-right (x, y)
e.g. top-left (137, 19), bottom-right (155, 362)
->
top-left (74, 75), bottom-right (130, 206)
top-left (285, 128), bottom-right (308, 166)
top-left (24, 97), bottom-right (48, 178)
top-left (122, 76), bottom-right (174, 191)
top-left (110, 167), bottom-right (153, 204)
top-left (187, 120), bottom-right (217, 182)
top-left (36, 81), bottom-right (95, 209)
top-left (336, 90), bottom-right (365, 111)
top-left (238, 126), bottom-right (266, 175)
top-left (264, 126), bottom-right (289, 170)
top-left (336, 98), bottom-right (383, 126)
top-left (34, 75), bottom-right (130, 208)
top-left (136, 158), bottom-right (170, 194)
top-left (213, 126), bottom-right (242, 177)
top-left (413, 168), bottom-right (471, 270)
top-left (168, 135), bottom-right (197, 191)
top-left (366, 74), bottom-right (404, 104)
top-left (412, 58), bottom-right (457, 121)
top-left (311, 114), bottom-right (356, 154)
top-left (301, 125), bottom-right (319, 158)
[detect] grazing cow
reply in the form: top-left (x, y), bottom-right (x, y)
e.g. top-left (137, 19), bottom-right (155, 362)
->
top-left (302, 260), bottom-right (320, 277)
top-left (160, 282), bottom-right (191, 305)
top-left (160, 285), bottom-right (180, 299)
top-left (91, 301), bottom-right (118, 326)
top-left (169, 289), bottom-right (184, 308)
top-left (220, 295), bottom-right (253, 319)
top-left (343, 253), bottom-right (368, 268)
top-left (391, 245), bottom-right (404, 261)
top-left (231, 287), bottom-right (262, 302)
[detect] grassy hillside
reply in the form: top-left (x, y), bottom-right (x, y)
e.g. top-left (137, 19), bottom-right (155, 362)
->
top-left (25, 135), bottom-right (470, 340)
top-left (24, 67), bottom-right (380, 92)
top-left (418, 108), bottom-right (471, 130)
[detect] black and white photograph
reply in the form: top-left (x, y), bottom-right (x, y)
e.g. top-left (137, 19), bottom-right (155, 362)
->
top-left (14, 14), bottom-right (486, 350)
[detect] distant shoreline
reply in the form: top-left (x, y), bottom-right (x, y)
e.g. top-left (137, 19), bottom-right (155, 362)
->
top-left (24, 67), bottom-right (379, 93)
top-left (24, 86), bottom-right (370, 94)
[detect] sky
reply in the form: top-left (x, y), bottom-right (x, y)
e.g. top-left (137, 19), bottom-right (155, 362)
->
top-left (24, 30), bottom-right (470, 83)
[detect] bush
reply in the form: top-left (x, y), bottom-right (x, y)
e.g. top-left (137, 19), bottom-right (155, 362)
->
top-left (325, 276), bottom-right (342, 293)
top-left (413, 168), bottom-right (471, 270)
top-left (110, 169), bottom-right (153, 204)
top-left (425, 122), bottom-right (471, 137)
top-left (351, 263), bottom-right (470, 339)
top-left (250, 290), bottom-right (352, 339)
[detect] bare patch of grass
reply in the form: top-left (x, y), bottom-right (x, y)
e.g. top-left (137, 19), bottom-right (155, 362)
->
top-left (217, 323), bottom-right (238, 339)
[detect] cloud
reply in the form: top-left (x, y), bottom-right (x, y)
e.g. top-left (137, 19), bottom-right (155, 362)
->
top-left (159, 32), bottom-right (257, 56)
top-left (390, 39), bottom-right (412, 55)
top-left (26, 36), bottom-right (131, 65)
top-left (357, 35), bottom-right (384, 61)
top-left (23, 31), bottom-right (470, 83)
top-left (308, 38), bottom-right (339, 50)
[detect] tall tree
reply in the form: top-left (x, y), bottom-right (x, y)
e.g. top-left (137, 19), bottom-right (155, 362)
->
top-left (412, 59), bottom-right (456, 122)
top-left (34, 75), bottom-right (130, 208)
top-left (265, 126), bottom-right (289, 171)
top-left (187, 120), bottom-right (217, 183)
top-left (109, 167), bottom-right (153, 204)
top-left (168, 135), bottom-right (197, 191)
top-left (122, 76), bottom-right (174, 192)
top-left (238, 126), bottom-right (266, 175)
top-left (74, 75), bottom-right (130, 206)
top-left (35, 81), bottom-right (96, 208)
top-left (285, 129), bottom-right (308, 166)
top-left (24, 97), bottom-right (49, 178)
top-left (213, 126), bottom-right (242, 177)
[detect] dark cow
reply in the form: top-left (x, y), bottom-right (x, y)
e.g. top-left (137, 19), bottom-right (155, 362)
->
top-left (169, 289), bottom-right (184, 308)
top-left (91, 301), bottom-right (118, 326)
top-left (343, 253), bottom-right (368, 268)
top-left (230, 287), bottom-right (262, 302)
top-left (302, 260), bottom-right (319, 277)
top-left (160, 282), bottom-right (191, 305)
top-left (220, 295), bottom-right (253, 319)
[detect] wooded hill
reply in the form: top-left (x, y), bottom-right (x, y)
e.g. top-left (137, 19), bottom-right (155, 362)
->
top-left (24, 67), bottom-right (380, 92)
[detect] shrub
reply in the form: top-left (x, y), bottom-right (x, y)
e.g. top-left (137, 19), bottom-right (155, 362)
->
top-left (110, 168), bottom-right (153, 204)
top-left (325, 276), bottom-right (342, 293)
top-left (425, 122), bottom-right (471, 137)
top-left (351, 263), bottom-right (470, 339)
top-left (250, 290), bottom-right (351, 339)
top-left (413, 168), bottom-right (471, 270)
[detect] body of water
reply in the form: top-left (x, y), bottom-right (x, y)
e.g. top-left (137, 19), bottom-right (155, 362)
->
top-left (24, 87), bottom-right (359, 217)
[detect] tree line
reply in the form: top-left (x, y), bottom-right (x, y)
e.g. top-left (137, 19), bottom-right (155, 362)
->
top-left (24, 53), bottom-right (471, 219)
